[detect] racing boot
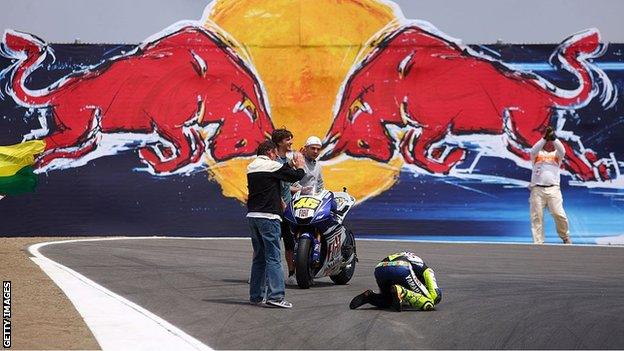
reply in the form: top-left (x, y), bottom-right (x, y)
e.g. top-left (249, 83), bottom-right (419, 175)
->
top-left (423, 268), bottom-right (442, 304)
top-left (402, 288), bottom-right (435, 311)
top-left (349, 290), bottom-right (372, 309)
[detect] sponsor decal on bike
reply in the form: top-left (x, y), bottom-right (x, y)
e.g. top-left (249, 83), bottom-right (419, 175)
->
top-left (295, 208), bottom-right (314, 218)
top-left (327, 234), bottom-right (342, 261)
top-left (293, 197), bottom-right (321, 210)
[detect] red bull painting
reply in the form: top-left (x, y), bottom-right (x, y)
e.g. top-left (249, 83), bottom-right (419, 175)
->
top-left (3, 22), bottom-right (273, 174)
top-left (324, 23), bottom-right (615, 181)
top-left (0, 0), bottom-right (622, 244)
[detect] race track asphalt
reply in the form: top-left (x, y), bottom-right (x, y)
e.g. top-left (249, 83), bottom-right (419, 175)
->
top-left (39, 238), bottom-right (624, 350)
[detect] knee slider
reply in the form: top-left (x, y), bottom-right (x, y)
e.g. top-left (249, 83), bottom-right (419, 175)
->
top-left (403, 289), bottom-right (435, 311)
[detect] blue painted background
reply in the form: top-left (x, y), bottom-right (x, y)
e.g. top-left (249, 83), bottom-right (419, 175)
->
top-left (1, 43), bottom-right (623, 243)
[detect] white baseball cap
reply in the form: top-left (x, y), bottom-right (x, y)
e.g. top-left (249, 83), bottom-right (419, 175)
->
top-left (305, 136), bottom-right (322, 147)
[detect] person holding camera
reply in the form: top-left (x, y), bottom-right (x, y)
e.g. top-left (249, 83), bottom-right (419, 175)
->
top-left (529, 126), bottom-right (571, 244)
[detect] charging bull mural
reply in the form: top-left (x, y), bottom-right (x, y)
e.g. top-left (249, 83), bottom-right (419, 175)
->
top-left (3, 22), bottom-right (272, 174)
top-left (323, 23), bottom-right (614, 181)
top-left (0, 0), bottom-right (622, 243)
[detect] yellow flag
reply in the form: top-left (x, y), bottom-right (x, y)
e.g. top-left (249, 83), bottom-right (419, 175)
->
top-left (0, 140), bottom-right (45, 177)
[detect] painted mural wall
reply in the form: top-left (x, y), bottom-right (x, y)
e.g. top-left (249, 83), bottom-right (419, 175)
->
top-left (1, 0), bottom-right (622, 243)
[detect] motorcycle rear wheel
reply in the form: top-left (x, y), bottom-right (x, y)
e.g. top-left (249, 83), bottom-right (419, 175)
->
top-left (330, 228), bottom-right (356, 285)
top-left (329, 261), bottom-right (355, 285)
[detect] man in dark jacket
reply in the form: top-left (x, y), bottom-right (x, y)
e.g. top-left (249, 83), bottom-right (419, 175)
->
top-left (247, 140), bottom-right (305, 308)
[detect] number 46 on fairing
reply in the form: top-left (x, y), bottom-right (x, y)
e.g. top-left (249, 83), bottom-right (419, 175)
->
top-left (293, 197), bottom-right (320, 210)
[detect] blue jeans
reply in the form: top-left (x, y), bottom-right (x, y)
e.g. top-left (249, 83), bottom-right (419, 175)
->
top-left (248, 217), bottom-right (285, 302)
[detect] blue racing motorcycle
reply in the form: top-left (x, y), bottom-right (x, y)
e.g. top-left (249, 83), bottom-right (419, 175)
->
top-left (284, 188), bottom-right (357, 289)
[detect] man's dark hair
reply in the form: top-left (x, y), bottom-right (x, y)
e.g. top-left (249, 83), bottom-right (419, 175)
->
top-left (256, 140), bottom-right (277, 156)
top-left (271, 128), bottom-right (293, 145)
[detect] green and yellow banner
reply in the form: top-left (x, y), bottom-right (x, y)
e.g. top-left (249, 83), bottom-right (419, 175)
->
top-left (0, 140), bottom-right (45, 195)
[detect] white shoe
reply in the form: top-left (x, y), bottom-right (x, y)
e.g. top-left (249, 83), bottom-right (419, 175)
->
top-left (285, 275), bottom-right (297, 286)
top-left (265, 299), bottom-right (292, 308)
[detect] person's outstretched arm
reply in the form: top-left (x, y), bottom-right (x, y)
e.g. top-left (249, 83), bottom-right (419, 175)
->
top-left (530, 139), bottom-right (546, 161)
top-left (553, 139), bottom-right (565, 161)
top-left (273, 153), bottom-right (305, 183)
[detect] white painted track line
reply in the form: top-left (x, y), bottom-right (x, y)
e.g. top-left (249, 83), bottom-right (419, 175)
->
top-left (29, 238), bottom-right (213, 351)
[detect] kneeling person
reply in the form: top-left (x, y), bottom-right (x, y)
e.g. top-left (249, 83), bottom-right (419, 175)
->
top-left (350, 251), bottom-right (441, 311)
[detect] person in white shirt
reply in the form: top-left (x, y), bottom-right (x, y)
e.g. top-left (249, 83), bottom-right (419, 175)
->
top-left (294, 136), bottom-right (325, 194)
top-left (529, 126), bottom-right (571, 244)
top-left (292, 136), bottom-right (326, 264)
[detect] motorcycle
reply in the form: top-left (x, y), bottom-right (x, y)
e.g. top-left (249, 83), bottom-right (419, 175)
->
top-left (284, 187), bottom-right (357, 289)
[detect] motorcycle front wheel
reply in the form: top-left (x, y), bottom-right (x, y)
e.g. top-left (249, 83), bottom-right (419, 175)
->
top-left (295, 235), bottom-right (314, 289)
